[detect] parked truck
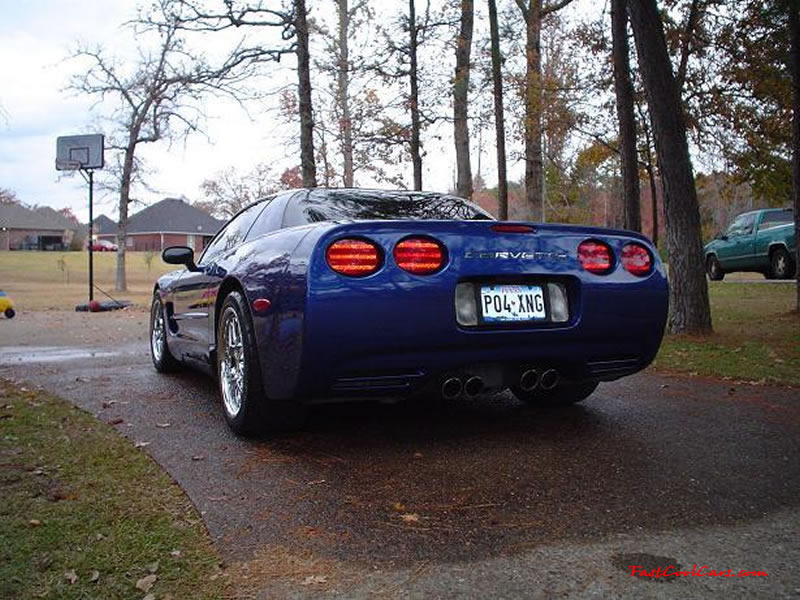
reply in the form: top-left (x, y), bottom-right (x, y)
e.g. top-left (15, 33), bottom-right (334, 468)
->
top-left (704, 208), bottom-right (796, 280)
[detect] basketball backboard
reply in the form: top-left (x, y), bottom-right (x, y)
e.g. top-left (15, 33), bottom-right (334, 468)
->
top-left (56, 134), bottom-right (104, 170)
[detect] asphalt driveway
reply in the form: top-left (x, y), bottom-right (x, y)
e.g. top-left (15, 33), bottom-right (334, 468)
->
top-left (1, 311), bottom-right (798, 599)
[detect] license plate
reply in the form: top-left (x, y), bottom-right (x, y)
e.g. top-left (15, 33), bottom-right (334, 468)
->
top-left (480, 284), bottom-right (546, 322)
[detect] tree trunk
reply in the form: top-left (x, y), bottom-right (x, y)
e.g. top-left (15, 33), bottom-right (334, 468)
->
top-left (790, 1), bottom-right (800, 311)
top-left (488, 0), bottom-right (508, 219)
top-left (523, 1), bottom-right (544, 221)
top-left (409, 0), bottom-right (423, 190)
top-left (336, 0), bottom-right (354, 187)
top-left (611, 0), bottom-right (641, 232)
top-left (454, 0), bottom-right (473, 200)
top-left (116, 144), bottom-right (136, 292)
top-left (646, 162), bottom-right (659, 246)
top-left (628, 0), bottom-right (711, 334)
top-left (296, 0), bottom-right (317, 188)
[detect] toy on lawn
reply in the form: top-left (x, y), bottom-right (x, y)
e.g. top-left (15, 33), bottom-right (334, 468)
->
top-left (0, 291), bottom-right (15, 319)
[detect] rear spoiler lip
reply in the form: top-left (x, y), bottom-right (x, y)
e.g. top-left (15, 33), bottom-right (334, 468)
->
top-left (316, 219), bottom-right (657, 247)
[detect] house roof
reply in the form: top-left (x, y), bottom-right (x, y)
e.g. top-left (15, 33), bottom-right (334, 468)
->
top-left (92, 214), bottom-right (117, 235)
top-left (35, 206), bottom-right (79, 230)
top-left (0, 202), bottom-right (75, 231)
top-left (126, 198), bottom-right (223, 235)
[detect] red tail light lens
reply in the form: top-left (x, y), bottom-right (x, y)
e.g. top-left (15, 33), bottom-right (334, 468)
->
top-left (491, 224), bottom-right (535, 233)
top-left (326, 238), bottom-right (382, 277)
top-left (621, 243), bottom-right (652, 276)
top-left (578, 240), bottom-right (613, 274)
top-left (394, 236), bottom-right (446, 275)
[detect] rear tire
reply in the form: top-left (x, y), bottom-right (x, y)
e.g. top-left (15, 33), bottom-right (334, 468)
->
top-left (512, 380), bottom-right (598, 407)
top-left (150, 295), bottom-right (179, 372)
top-left (217, 291), bottom-right (305, 436)
top-left (4, 308), bottom-right (14, 319)
top-left (770, 247), bottom-right (796, 280)
top-left (706, 255), bottom-right (724, 281)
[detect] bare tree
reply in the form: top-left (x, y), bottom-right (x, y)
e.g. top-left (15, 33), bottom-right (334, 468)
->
top-left (611, 0), bottom-right (640, 232)
top-left (198, 163), bottom-right (279, 218)
top-left (488, 0), bottom-right (508, 219)
top-left (69, 16), bottom-right (258, 291)
top-left (0, 187), bottom-right (20, 205)
top-left (453, 0), bottom-right (474, 200)
top-left (627, 0), bottom-right (711, 334)
top-left (408, 0), bottom-right (423, 190)
top-left (790, 0), bottom-right (800, 311)
top-left (335, 0), bottom-right (355, 186)
top-left (295, 0), bottom-right (317, 187)
top-left (143, 0), bottom-right (317, 187)
top-left (513, 0), bottom-right (574, 221)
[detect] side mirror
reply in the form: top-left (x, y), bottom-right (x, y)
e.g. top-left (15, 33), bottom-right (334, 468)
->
top-left (716, 233), bottom-right (728, 241)
top-left (162, 246), bottom-right (198, 271)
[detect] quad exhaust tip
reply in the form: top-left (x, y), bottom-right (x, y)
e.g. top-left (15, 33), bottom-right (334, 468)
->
top-left (442, 377), bottom-right (463, 399)
top-left (519, 369), bottom-right (540, 392)
top-left (464, 376), bottom-right (484, 398)
top-left (540, 368), bottom-right (560, 390)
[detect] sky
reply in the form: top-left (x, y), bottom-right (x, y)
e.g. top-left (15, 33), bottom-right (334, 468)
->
top-left (0, 0), bottom-right (477, 223)
top-left (1, 0), bottom-right (609, 224)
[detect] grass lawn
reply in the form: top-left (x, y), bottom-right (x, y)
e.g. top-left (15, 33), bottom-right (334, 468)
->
top-left (0, 250), bottom-right (177, 310)
top-left (0, 379), bottom-right (228, 599)
top-left (654, 282), bottom-right (800, 386)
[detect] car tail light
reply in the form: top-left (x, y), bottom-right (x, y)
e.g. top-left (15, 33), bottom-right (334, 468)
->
top-left (578, 240), bottom-right (613, 274)
top-left (621, 243), bottom-right (652, 276)
top-left (394, 236), bottom-right (446, 275)
top-left (491, 224), bottom-right (535, 233)
top-left (326, 238), bottom-right (382, 277)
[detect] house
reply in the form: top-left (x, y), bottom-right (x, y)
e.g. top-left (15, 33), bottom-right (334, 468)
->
top-left (0, 202), bottom-right (77, 250)
top-left (95, 198), bottom-right (224, 252)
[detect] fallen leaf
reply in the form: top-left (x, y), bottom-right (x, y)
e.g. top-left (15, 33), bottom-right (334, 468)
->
top-left (148, 561), bottom-right (159, 574)
top-left (392, 502), bottom-right (407, 512)
top-left (156, 423), bottom-right (171, 428)
top-left (134, 441), bottom-right (150, 449)
top-left (109, 418), bottom-right (124, 426)
top-left (89, 570), bottom-right (100, 583)
top-left (413, 452), bottom-right (423, 458)
top-left (136, 574), bottom-right (157, 592)
top-left (191, 455), bottom-right (204, 461)
top-left (143, 594), bottom-right (156, 600)
top-left (300, 575), bottom-right (328, 585)
top-left (64, 570), bottom-right (78, 584)
top-left (400, 513), bottom-right (420, 522)
top-left (75, 376), bottom-right (90, 382)
top-left (170, 549), bottom-right (182, 557)
top-left (29, 519), bottom-right (42, 527)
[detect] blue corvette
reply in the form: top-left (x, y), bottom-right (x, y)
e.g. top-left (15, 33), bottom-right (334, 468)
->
top-left (150, 188), bottom-right (668, 435)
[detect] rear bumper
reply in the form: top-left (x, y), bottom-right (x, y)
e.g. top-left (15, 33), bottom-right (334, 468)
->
top-left (291, 278), bottom-right (667, 400)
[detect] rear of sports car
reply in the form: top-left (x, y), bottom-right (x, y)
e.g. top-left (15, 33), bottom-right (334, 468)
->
top-left (289, 220), bottom-right (668, 401)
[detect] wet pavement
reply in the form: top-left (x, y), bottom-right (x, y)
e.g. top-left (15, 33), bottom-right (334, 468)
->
top-left (1, 311), bottom-right (799, 598)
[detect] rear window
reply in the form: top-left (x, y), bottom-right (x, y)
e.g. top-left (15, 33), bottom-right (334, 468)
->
top-left (759, 210), bottom-right (793, 230)
top-left (283, 190), bottom-right (493, 228)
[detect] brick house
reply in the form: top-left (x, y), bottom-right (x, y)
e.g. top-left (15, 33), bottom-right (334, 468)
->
top-left (0, 203), bottom-right (77, 250)
top-left (96, 198), bottom-right (224, 252)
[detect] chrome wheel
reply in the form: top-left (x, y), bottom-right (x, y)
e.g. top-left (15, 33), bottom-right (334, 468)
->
top-left (220, 308), bottom-right (246, 418)
top-left (151, 301), bottom-right (165, 363)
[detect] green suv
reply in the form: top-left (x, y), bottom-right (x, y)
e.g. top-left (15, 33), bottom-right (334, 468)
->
top-left (704, 208), bottom-right (796, 280)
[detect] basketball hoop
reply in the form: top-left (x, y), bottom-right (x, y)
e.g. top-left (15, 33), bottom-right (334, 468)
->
top-left (55, 134), bottom-right (105, 305)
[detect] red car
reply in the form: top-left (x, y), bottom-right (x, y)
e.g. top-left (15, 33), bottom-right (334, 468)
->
top-left (87, 239), bottom-right (118, 252)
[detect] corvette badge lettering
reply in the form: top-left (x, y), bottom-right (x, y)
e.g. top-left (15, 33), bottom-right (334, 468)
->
top-left (464, 250), bottom-right (568, 261)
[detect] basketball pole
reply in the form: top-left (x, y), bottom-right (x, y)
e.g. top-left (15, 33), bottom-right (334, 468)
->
top-left (87, 169), bottom-right (94, 302)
